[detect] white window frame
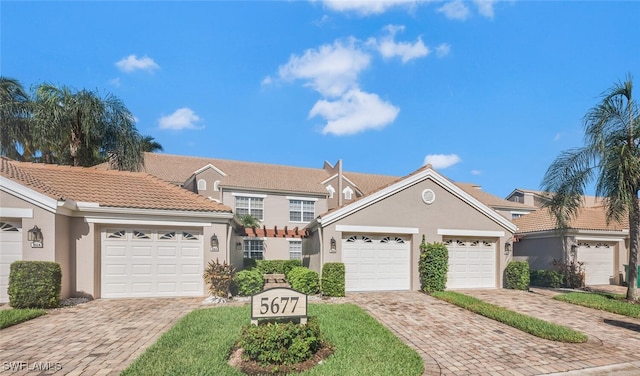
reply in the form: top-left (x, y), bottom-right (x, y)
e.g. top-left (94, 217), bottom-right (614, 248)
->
top-left (326, 185), bottom-right (335, 198)
top-left (197, 179), bottom-right (207, 191)
top-left (343, 186), bottom-right (354, 200)
top-left (234, 195), bottom-right (265, 221)
top-left (289, 240), bottom-right (302, 260)
top-left (243, 239), bottom-right (264, 260)
top-left (288, 199), bottom-right (315, 223)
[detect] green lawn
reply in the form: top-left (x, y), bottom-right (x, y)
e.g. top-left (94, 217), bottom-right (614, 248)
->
top-left (432, 291), bottom-right (588, 343)
top-left (122, 303), bottom-right (424, 376)
top-left (553, 292), bottom-right (640, 318)
top-left (0, 308), bottom-right (46, 329)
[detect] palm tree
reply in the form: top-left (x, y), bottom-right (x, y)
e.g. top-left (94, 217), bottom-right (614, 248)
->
top-left (32, 83), bottom-right (144, 170)
top-left (141, 135), bottom-right (164, 152)
top-left (0, 77), bottom-right (32, 160)
top-left (541, 76), bottom-right (639, 301)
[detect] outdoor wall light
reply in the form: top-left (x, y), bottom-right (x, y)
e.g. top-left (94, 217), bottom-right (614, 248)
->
top-left (570, 244), bottom-right (578, 257)
top-left (504, 242), bottom-right (512, 255)
top-left (28, 225), bottom-right (43, 248)
top-left (210, 234), bottom-right (219, 252)
top-left (330, 237), bottom-right (336, 253)
top-left (236, 241), bottom-right (243, 251)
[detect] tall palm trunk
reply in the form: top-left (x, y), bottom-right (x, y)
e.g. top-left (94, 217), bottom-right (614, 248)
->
top-left (628, 191), bottom-right (639, 300)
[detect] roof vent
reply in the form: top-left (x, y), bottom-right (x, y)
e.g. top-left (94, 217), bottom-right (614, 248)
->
top-left (422, 189), bottom-right (436, 204)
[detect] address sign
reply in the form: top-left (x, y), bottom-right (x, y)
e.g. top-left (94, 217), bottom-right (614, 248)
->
top-left (251, 287), bottom-right (307, 324)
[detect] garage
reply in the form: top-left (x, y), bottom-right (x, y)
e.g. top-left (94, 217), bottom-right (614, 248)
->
top-left (577, 241), bottom-right (614, 285)
top-left (445, 238), bottom-right (496, 289)
top-left (342, 235), bottom-right (410, 292)
top-left (0, 221), bottom-right (22, 303)
top-left (101, 228), bottom-right (204, 298)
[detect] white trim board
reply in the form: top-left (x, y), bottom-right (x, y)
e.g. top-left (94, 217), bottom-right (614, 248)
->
top-left (231, 192), bottom-right (267, 198)
top-left (438, 229), bottom-right (505, 238)
top-left (336, 225), bottom-right (419, 234)
top-left (85, 217), bottom-right (213, 227)
top-left (0, 176), bottom-right (59, 213)
top-left (193, 163), bottom-right (227, 177)
top-left (0, 208), bottom-right (33, 218)
top-left (286, 196), bottom-right (319, 202)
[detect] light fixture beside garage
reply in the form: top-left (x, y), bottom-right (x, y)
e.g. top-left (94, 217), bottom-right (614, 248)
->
top-left (210, 234), bottom-right (219, 252)
top-left (330, 237), bottom-right (336, 253)
top-left (504, 242), bottom-right (512, 255)
top-left (421, 189), bottom-right (436, 204)
top-left (28, 225), bottom-right (43, 248)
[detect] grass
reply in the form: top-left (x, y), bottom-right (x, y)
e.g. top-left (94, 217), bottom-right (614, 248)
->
top-left (122, 303), bottom-right (424, 376)
top-left (0, 308), bottom-right (47, 329)
top-left (553, 292), bottom-right (640, 318)
top-left (432, 291), bottom-right (588, 343)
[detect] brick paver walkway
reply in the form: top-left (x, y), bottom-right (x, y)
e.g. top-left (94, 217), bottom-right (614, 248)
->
top-left (348, 290), bottom-right (640, 376)
top-left (0, 298), bottom-right (202, 375)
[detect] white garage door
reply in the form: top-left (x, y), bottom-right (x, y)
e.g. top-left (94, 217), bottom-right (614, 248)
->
top-left (577, 242), bottom-right (614, 285)
top-left (0, 221), bottom-right (22, 303)
top-left (102, 228), bottom-right (203, 298)
top-left (445, 238), bottom-right (496, 289)
top-left (342, 235), bottom-right (410, 292)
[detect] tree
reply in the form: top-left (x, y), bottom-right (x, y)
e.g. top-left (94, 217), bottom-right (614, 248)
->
top-left (140, 135), bottom-right (163, 152)
top-left (541, 76), bottom-right (639, 301)
top-left (0, 77), bottom-right (32, 160)
top-left (31, 83), bottom-right (144, 171)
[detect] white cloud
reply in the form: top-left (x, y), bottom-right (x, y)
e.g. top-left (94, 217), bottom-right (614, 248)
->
top-left (278, 40), bottom-right (370, 97)
top-left (318, 0), bottom-right (425, 16)
top-left (261, 75), bottom-right (273, 86)
top-left (109, 78), bottom-right (121, 87)
top-left (115, 54), bottom-right (160, 73)
top-left (435, 43), bottom-right (451, 57)
top-left (474, 0), bottom-right (497, 19)
top-left (471, 169), bottom-right (483, 175)
top-left (423, 154), bottom-right (462, 169)
top-left (309, 89), bottom-right (399, 135)
top-left (553, 133), bottom-right (562, 142)
top-left (375, 25), bottom-right (429, 63)
top-left (437, 0), bottom-right (470, 21)
top-left (158, 108), bottom-right (203, 130)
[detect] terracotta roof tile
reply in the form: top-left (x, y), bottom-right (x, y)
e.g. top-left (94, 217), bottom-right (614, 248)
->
top-left (1, 158), bottom-right (231, 213)
top-left (513, 206), bottom-right (629, 233)
top-left (457, 183), bottom-right (534, 210)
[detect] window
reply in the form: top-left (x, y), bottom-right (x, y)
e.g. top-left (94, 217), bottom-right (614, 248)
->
top-left (326, 185), bottom-right (335, 198)
top-left (197, 179), bottom-right (207, 191)
top-left (289, 200), bottom-right (315, 222)
top-left (289, 241), bottom-right (302, 260)
top-left (343, 186), bottom-right (354, 200)
top-left (213, 180), bottom-right (221, 192)
top-left (182, 232), bottom-right (198, 240)
top-left (133, 230), bottom-right (150, 239)
top-left (244, 239), bottom-right (264, 259)
top-left (512, 213), bottom-right (524, 219)
top-left (159, 231), bottom-right (176, 240)
top-left (107, 230), bottom-right (126, 239)
top-left (235, 196), bottom-right (264, 220)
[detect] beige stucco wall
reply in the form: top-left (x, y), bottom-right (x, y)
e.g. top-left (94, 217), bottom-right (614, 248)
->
top-left (512, 236), bottom-right (564, 271)
top-left (318, 178), bottom-right (514, 290)
top-left (72, 218), bottom-right (97, 298)
top-left (195, 169), bottom-right (224, 201)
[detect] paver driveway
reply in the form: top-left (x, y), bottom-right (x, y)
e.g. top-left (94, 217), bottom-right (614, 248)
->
top-left (0, 298), bottom-right (202, 375)
top-left (348, 289), bottom-right (640, 376)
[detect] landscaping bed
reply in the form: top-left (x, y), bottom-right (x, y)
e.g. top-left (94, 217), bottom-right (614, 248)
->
top-left (0, 308), bottom-right (46, 329)
top-left (553, 292), bottom-right (640, 318)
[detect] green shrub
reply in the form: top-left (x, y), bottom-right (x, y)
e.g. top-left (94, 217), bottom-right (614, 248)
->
top-left (8, 261), bottom-right (61, 309)
top-left (505, 261), bottom-right (530, 290)
top-left (321, 263), bottom-right (345, 297)
top-left (287, 267), bottom-right (319, 295)
top-left (243, 258), bottom-right (257, 270)
top-left (234, 269), bottom-right (264, 296)
top-left (256, 259), bottom-right (302, 275)
top-left (419, 237), bottom-right (449, 294)
top-left (553, 259), bottom-right (585, 288)
top-left (203, 259), bottom-right (235, 298)
top-left (530, 270), bottom-right (564, 288)
top-left (240, 317), bottom-right (322, 365)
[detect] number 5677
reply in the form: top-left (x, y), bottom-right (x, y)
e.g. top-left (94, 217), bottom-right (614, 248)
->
top-left (260, 296), bottom-right (299, 315)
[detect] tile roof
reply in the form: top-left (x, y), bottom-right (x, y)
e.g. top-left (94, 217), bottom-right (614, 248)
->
top-left (456, 183), bottom-right (534, 210)
top-left (1, 158), bottom-right (231, 213)
top-left (511, 188), bottom-right (604, 208)
top-left (513, 206), bottom-right (629, 233)
top-left (135, 152), bottom-right (398, 196)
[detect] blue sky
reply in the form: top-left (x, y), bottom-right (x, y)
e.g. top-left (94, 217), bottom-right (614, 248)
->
top-left (2, 1), bottom-right (639, 198)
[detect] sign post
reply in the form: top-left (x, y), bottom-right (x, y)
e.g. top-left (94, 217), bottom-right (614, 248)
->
top-left (250, 287), bottom-right (308, 325)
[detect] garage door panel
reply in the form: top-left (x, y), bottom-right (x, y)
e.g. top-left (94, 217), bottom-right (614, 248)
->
top-left (132, 246), bottom-right (152, 257)
top-left (157, 246), bottom-right (178, 257)
top-left (578, 242), bottom-right (614, 285)
top-left (132, 264), bottom-right (152, 275)
top-left (445, 238), bottom-right (496, 289)
top-left (181, 247), bottom-right (201, 258)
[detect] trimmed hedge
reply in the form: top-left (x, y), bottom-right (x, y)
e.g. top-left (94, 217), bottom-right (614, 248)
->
top-left (243, 258), bottom-right (258, 270)
top-left (239, 317), bottom-right (323, 365)
top-left (287, 267), bottom-right (319, 295)
top-left (321, 263), bottom-right (345, 297)
top-left (8, 261), bottom-right (61, 309)
top-left (530, 270), bottom-right (564, 288)
top-left (419, 237), bottom-right (449, 294)
top-left (233, 269), bottom-right (264, 296)
top-left (256, 259), bottom-right (302, 275)
top-left (505, 261), bottom-right (530, 290)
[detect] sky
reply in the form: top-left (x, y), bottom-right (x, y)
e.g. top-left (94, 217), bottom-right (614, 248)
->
top-left (2, 1), bottom-right (639, 199)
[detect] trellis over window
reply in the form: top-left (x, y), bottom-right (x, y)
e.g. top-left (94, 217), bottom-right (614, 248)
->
top-left (289, 200), bottom-right (315, 222)
top-left (235, 196), bottom-right (264, 220)
top-left (237, 225), bottom-right (308, 239)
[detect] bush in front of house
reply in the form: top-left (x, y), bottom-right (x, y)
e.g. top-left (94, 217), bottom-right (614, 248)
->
top-left (203, 259), bottom-right (235, 298)
top-left (530, 270), bottom-right (564, 288)
top-left (287, 267), bottom-right (319, 295)
top-left (234, 269), bottom-right (264, 296)
top-left (552, 259), bottom-right (585, 289)
top-left (8, 261), bottom-right (61, 309)
top-left (256, 259), bottom-right (302, 275)
top-left (419, 237), bottom-right (449, 294)
top-left (321, 263), bottom-right (345, 297)
top-left (505, 261), bottom-right (530, 290)
top-left (243, 258), bottom-right (258, 270)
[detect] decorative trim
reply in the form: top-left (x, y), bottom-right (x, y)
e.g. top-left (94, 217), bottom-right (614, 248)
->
top-left (286, 196), bottom-right (319, 202)
top-left (421, 189), bottom-right (436, 204)
top-left (193, 163), bottom-right (227, 176)
top-left (321, 174), bottom-right (358, 187)
top-left (575, 236), bottom-right (625, 242)
top-left (437, 229), bottom-right (505, 237)
top-left (0, 208), bottom-right (33, 218)
top-left (85, 217), bottom-right (213, 227)
top-left (231, 192), bottom-right (267, 198)
top-left (0, 176), bottom-right (59, 213)
top-left (335, 225), bottom-right (419, 234)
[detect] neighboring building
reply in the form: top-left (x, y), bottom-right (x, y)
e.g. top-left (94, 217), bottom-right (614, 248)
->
top-left (512, 205), bottom-right (630, 286)
top-left (506, 188), bottom-right (604, 209)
